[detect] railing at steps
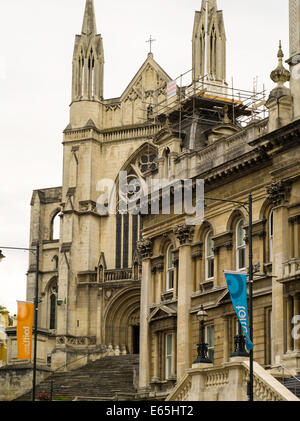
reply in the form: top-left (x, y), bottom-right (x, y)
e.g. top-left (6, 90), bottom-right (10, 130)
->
top-left (273, 364), bottom-right (300, 397)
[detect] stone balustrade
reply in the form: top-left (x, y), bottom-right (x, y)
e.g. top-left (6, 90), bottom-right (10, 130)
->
top-left (166, 358), bottom-right (299, 401)
top-left (283, 258), bottom-right (300, 278)
top-left (104, 269), bottom-right (133, 281)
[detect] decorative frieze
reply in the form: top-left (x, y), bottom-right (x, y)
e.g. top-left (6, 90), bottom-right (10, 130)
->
top-left (56, 336), bottom-right (96, 346)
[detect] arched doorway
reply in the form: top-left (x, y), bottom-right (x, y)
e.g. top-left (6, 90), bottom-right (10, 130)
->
top-left (104, 287), bottom-right (140, 354)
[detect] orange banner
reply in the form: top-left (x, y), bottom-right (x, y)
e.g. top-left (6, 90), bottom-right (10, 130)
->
top-left (17, 301), bottom-right (34, 360)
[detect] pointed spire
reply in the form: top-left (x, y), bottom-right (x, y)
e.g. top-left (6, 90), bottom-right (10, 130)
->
top-left (82, 0), bottom-right (97, 36)
top-left (201, 0), bottom-right (218, 11)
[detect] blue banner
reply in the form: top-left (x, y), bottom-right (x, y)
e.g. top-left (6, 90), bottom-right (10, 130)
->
top-left (224, 271), bottom-right (253, 351)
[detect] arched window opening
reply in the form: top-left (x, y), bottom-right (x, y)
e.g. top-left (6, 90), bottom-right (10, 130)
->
top-left (163, 148), bottom-right (171, 179)
top-left (81, 57), bottom-right (85, 96)
top-left (166, 245), bottom-right (174, 291)
top-left (269, 210), bottom-right (274, 262)
top-left (51, 213), bottom-right (60, 241)
top-left (236, 219), bottom-right (246, 270)
top-left (50, 294), bottom-right (56, 330)
top-left (205, 231), bottom-right (214, 280)
top-left (49, 279), bottom-right (58, 330)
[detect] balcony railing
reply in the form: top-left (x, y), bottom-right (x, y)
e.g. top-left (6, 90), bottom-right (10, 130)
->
top-left (282, 258), bottom-right (300, 279)
top-left (104, 269), bottom-right (133, 282)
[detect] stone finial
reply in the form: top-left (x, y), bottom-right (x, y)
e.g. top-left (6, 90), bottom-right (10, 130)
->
top-left (270, 41), bottom-right (290, 88)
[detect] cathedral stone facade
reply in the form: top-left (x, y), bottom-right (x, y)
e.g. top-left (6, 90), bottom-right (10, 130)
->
top-left (3, 0), bottom-right (300, 401)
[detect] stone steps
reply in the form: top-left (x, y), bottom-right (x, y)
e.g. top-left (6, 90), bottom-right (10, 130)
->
top-left (15, 355), bottom-right (139, 401)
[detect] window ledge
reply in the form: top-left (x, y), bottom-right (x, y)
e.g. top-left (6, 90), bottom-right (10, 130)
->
top-left (161, 290), bottom-right (174, 301)
top-left (199, 280), bottom-right (214, 292)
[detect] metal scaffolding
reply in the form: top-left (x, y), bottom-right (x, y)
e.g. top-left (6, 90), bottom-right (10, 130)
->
top-left (139, 69), bottom-right (268, 133)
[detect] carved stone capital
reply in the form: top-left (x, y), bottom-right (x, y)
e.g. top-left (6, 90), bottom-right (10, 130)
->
top-left (137, 238), bottom-right (153, 259)
top-left (173, 224), bottom-right (195, 245)
top-left (266, 180), bottom-right (291, 206)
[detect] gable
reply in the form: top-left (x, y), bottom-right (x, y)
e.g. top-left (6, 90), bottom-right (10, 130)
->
top-left (121, 55), bottom-right (172, 103)
top-left (148, 305), bottom-right (177, 322)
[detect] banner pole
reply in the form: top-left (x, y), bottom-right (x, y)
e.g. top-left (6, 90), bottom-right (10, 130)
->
top-left (248, 193), bottom-right (254, 401)
top-left (32, 242), bottom-right (39, 402)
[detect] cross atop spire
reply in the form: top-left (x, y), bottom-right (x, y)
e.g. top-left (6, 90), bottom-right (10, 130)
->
top-left (146, 35), bottom-right (156, 55)
top-left (82, 0), bottom-right (97, 36)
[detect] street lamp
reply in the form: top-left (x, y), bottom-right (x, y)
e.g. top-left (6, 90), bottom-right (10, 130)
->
top-left (0, 243), bottom-right (40, 402)
top-left (193, 305), bottom-right (212, 364)
top-left (203, 193), bottom-right (254, 401)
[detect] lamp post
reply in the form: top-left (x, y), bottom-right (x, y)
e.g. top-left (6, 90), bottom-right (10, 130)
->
top-left (193, 305), bottom-right (212, 364)
top-left (0, 243), bottom-right (40, 402)
top-left (204, 193), bottom-right (254, 401)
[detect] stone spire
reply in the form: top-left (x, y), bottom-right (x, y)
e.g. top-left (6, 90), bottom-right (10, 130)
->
top-left (201, 0), bottom-right (217, 11)
top-left (71, 0), bottom-right (104, 104)
top-left (82, 0), bottom-right (97, 36)
top-left (192, 0), bottom-right (226, 83)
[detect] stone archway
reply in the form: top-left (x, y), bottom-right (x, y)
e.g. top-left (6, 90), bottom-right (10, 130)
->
top-left (104, 287), bottom-right (140, 354)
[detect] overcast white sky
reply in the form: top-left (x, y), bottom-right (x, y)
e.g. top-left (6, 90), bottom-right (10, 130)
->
top-left (0, 0), bottom-right (289, 315)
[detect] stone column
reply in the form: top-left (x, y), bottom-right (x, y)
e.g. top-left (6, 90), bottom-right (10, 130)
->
top-left (287, 295), bottom-right (294, 352)
top-left (174, 224), bottom-right (194, 379)
top-left (137, 238), bottom-right (153, 392)
top-left (267, 181), bottom-right (291, 364)
top-left (96, 287), bottom-right (103, 345)
top-left (293, 294), bottom-right (300, 351)
top-left (223, 317), bottom-right (229, 363)
top-left (153, 332), bottom-right (159, 380)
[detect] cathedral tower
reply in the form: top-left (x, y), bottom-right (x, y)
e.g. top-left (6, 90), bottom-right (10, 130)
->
top-left (192, 0), bottom-right (226, 83)
top-left (70, 0), bottom-right (104, 128)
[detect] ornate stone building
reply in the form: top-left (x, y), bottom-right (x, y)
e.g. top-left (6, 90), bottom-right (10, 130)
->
top-left (3, 0), bottom-right (300, 401)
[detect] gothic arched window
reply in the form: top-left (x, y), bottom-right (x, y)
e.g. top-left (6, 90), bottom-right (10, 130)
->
top-left (49, 279), bottom-right (58, 330)
top-left (51, 212), bottom-right (60, 241)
